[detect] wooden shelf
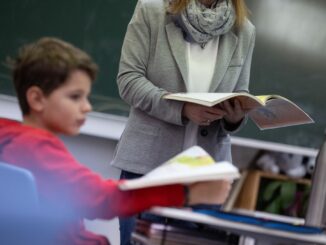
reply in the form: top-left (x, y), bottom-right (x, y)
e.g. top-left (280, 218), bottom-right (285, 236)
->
top-left (234, 170), bottom-right (311, 211)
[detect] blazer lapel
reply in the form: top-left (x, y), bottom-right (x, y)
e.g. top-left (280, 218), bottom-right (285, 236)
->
top-left (210, 32), bottom-right (238, 92)
top-left (165, 22), bottom-right (188, 85)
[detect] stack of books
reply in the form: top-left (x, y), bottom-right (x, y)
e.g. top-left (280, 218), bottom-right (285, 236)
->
top-left (131, 218), bottom-right (239, 245)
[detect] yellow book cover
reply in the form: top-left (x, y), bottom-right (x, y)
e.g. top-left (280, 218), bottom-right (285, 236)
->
top-left (119, 146), bottom-right (239, 190)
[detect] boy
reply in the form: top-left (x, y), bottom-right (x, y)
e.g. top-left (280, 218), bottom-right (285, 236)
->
top-left (0, 37), bottom-right (231, 244)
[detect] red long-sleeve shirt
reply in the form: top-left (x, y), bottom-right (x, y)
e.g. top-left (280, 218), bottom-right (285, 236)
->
top-left (0, 118), bottom-right (184, 244)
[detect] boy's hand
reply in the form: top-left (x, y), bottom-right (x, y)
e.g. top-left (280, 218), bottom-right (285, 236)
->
top-left (218, 99), bottom-right (245, 124)
top-left (188, 180), bottom-right (232, 205)
top-left (182, 102), bottom-right (226, 126)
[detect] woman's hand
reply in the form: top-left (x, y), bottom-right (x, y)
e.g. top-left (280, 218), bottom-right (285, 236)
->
top-left (188, 180), bottom-right (232, 205)
top-left (219, 99), bottom-right (246, 124)
top-left (182, 102), bottom-right (226, 126)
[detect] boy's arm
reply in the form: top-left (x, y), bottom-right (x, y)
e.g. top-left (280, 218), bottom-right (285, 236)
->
top-left (20, 134), bottom-right (184, 219)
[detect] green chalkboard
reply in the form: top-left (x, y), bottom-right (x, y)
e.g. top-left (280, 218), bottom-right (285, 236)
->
top-left (0, 0), bottom-right (137, 116)
top-left (0, 0), bottom-right (325, 148)
top-left (236, 0), bottom-right (326, 148)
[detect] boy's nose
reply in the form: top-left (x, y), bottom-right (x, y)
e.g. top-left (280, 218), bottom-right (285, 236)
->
top-left (82, 100), bottom-right (92, 112)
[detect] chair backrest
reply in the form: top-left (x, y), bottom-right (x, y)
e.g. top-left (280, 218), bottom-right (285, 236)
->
top-left (0, 162), bottom-right (39, 216)
top-left (0, 162), bottom-right (62, 245)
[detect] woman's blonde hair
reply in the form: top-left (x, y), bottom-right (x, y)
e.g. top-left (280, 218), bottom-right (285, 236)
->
top-left (167, 0), bottom-right (248, 28)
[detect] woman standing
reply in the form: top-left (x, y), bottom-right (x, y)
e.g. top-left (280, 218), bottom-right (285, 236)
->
top-left (112, 0), bottom-right (255, 244)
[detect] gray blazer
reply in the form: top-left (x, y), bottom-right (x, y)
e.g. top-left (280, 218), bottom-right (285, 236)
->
top-left (111, 0), bottom-right (256, 174)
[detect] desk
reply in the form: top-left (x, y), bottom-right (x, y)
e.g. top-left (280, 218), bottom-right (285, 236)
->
top-left (149, 207), bottom-right (326, 245)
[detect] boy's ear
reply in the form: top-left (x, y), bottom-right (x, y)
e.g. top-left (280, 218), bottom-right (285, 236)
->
top-left (26, 86), bottom-right (47, 112)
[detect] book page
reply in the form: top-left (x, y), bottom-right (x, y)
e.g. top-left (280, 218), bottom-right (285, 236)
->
top-left (119, 146), bottom-right (239, 190)
top-left (249, 98), bottom-right (314, 130)
top-left (164, 93), bottom-right (236, 107)
top-left (164, 92), bottom-right (263, 109)
top-left (256, 95), bottom-right (291, 104)
top-left (255, 95), bottom-right (278, 104)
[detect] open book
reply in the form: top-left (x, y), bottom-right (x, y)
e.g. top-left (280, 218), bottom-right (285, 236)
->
top-left (164, 92), bottom-right (314, 130)
top-left (119, 146), bottom-right (239, 190)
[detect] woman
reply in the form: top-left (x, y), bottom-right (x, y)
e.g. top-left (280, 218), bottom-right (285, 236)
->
top-left (112, 0), bottom-right (255, 244)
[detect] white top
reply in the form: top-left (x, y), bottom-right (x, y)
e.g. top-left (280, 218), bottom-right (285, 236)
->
top-left (183, 37), bottom-right (219, 150)
top-left (186, 37), bottom-right (219, 93)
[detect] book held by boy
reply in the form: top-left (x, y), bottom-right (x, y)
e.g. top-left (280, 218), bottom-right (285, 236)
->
top-left (119, 146), bottom-right (239, 190)
top-left (163, 92), bottom-right (314, 130)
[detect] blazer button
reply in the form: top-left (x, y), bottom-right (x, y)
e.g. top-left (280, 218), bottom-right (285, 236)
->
top-left (200, 129), bottom-right (208, 137)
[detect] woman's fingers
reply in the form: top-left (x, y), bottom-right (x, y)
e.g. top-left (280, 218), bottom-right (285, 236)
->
top-left (233, 99), bottom-right (243, 114)
top-left (183, 102), bottom-right (232, 125)
top-left (221, 100), bottom-right (233, 115)
top-left (199, 107), bottom-right (226, 125)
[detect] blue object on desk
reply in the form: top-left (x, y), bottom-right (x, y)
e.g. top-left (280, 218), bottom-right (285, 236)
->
top-left (193, 209), bottom-right (324, 234)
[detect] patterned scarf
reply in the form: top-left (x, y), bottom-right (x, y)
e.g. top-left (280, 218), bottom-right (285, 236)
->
top-left (173, 0), bottom-right (236, 46)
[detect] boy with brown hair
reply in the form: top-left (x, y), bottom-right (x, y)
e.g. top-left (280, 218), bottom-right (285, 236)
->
top-left (0, 37), bottom-right (231, 244)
